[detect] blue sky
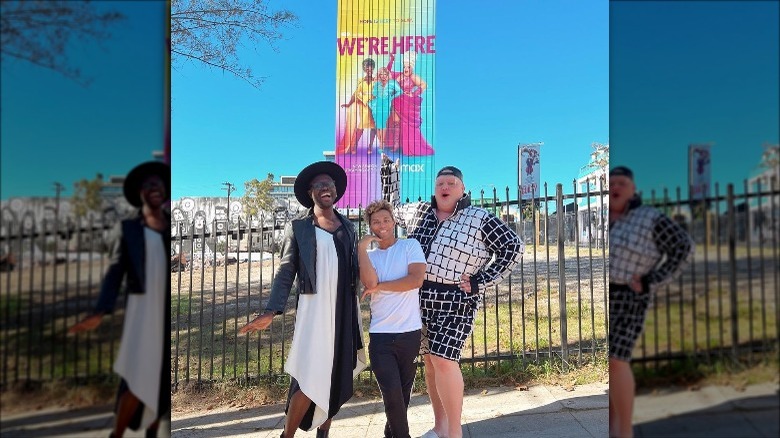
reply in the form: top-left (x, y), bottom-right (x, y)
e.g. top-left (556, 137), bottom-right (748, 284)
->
top-left (611, 1), bottom-right (779, 195)
top-left (0, 1), bottom-right (166, 200)
top-left (172, 1), bottom-right (609, 200)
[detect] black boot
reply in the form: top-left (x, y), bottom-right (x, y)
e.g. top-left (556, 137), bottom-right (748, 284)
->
top-left (316, 428), bottom-right (329, 438)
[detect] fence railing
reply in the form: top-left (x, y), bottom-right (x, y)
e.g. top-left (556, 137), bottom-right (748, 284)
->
top-left (170, 182), bottom-right (610, 388)
top-left (0, 213), bottom-right (123, 388)
top-left (3, 179), bottom-right (776, 389)
top-left (633, 181), bottom-right (780, 367)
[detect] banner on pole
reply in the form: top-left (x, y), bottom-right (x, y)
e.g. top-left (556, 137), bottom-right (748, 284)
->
top-left (518, 143), bottom-right (541, 200)
top-left (688, 144), bottom-right (711, 200)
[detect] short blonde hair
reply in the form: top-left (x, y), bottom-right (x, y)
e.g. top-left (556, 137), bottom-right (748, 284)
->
top-left (364, 200), bottom-right (394, 224)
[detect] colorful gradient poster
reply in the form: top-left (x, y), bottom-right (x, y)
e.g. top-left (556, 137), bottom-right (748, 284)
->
top-left (335, 0), bottom-right (436, 208)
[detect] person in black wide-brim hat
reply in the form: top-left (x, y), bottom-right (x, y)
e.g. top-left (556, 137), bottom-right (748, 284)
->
top-left (240, 161), bottom-right (366, 438)
top-left (291, 161), bottom-right (348, 209)
top-left (70, 161), bottom-right (171, 438)
top-left (122, 161), bottom-right (171, 208)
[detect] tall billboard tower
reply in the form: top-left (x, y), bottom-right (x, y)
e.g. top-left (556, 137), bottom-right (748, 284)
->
top-left (335, 0), bottom-right (436, 207)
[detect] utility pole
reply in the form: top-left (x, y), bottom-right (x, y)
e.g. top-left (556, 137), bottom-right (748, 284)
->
top-left (222, 182), bottom-right (235, 223)
top-left (53, 182), bottom-right (65, 218)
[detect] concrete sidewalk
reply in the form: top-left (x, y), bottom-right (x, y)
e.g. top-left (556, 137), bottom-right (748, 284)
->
top-left (0, 407), bottom-right (171, 438)
top-left (169, 383), bottom-right (608, 437)
top-left (3, 382), bottom-right (776, 437)
top-left (633, 382), bottom-right (779, 438)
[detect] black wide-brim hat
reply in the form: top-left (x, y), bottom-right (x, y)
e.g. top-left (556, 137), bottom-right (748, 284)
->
top-left (123, 161), bottom-right (171, 207)
top-left (294, 161), bottom-right (347, 208)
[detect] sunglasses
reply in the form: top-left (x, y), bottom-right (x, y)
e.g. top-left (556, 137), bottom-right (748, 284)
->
top-left (141, 179), bottom-right (164, 189)
top-left (310, 181), bottom-right (336, 190)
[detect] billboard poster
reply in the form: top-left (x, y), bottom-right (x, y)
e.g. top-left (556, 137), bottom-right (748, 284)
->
top-left (688, 144), bottom-right (711, 200)
top-left (335, 0), bottom-right (436, 208)
top-left (518, 143), bottom-right (541, 200)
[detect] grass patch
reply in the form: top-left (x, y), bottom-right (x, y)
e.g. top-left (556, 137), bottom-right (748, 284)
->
top-left (172, 375), bottom-right (290, 413)
top-left (0, 375), bottom-right (118, 415)
top-left (172, 295), bottom-right (195, 319)
top-left (173, 296), bottom-right (610, 388)
top-left (173, 314), bottom-right (294, 385)
top-left (634, 352), bottom-right (780, 389)
top-left (0, 295), bottom-right (23, 317)
top-left (460, 351), bottom-right (608, 389)
top-left (636, 288), bottom-right (778, 358)
top-left (172, 351), bottom-right (609, 411)
top-left (470, 295), bottom-right (608, 362)
top-left (3, 314), bottom-right (121, 384)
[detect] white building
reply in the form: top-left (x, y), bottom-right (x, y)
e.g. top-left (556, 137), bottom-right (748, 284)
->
top-left (575, 144), bottom-right (609, 247)
top-left (747, 145), bottom-right (779, 244)
top-left (171, 174), bottom-right (310, 256)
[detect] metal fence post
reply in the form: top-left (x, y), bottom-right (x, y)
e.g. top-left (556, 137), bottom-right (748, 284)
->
top-left (556, 184), bottom-right (569, 371)
top-left (727, 184), bottom-right (739, 360)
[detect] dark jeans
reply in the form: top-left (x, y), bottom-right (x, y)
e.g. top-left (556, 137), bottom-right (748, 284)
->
top-left (369, 329), bottom-right (421, 438)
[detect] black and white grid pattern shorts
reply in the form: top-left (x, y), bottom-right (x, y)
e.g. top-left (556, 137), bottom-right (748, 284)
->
top-left (609, 283), bottom-right (651, 362)
top-left (419, 281), bottom-right (479, 361)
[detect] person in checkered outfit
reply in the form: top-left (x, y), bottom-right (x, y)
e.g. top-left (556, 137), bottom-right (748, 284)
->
top-left (608, 166), bottom-right (694, 438)
top-left (380, 155), bottom-right (523, 438)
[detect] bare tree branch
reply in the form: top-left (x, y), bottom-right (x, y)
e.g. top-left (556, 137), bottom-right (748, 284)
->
top-left (171, 0), bottom-right (297, 90)
top-left (0, 0), bottom-right (124, 86)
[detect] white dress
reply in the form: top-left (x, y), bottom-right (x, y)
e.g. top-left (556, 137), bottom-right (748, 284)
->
top-left (113, 227), bottom-right (166, 429)
top-left (284, 227), bottom-right (340, 430)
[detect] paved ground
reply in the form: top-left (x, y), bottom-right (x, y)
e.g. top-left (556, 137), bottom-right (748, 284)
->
top-left (2, 381), bottom-right (776, 437)
top-left (167, 383), bottom-right (608, 438)
top-left (0, 409), bottom-right (171, 438)
top-left (1, 383), bottom-right (608, 437)
top-left (633, 382), bottom-right (779, 438)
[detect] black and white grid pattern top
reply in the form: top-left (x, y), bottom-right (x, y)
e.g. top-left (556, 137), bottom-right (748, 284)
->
top-left (610, 196), bottom-right (694, 292)
top-left (380, 158), bottom-right (400, 203)
top-left (382, 159), bottom-right (523, 295)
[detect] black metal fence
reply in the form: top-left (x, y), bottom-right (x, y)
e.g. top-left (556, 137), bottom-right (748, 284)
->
top-left (633, 180), bottom-right (780, 366)
top-left (5, 178), bottom-right (775, 390)
top-left (170, 182), bottom-right (610, 388)
top-left (0, 212), bottom-right (123, 388)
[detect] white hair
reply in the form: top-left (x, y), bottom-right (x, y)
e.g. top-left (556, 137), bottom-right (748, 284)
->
top-left (402, 50), bottom-right (417, 69)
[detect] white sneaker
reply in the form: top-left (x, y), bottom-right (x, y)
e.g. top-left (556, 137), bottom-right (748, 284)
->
top-left (420, 430), bottom-right (440, 438)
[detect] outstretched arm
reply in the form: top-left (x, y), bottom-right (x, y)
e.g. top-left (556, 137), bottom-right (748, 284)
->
top-left (240, 223), bottom-right (299, 334)
top-left (387, 53), bottom-right (401, 79)
top-left (70, 222), bottom-right (126, 334)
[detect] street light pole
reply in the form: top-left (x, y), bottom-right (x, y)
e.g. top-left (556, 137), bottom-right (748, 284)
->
top-left (53, 182), bottom-right (65, 219)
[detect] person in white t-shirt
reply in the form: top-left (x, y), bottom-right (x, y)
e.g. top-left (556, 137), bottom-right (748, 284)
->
top-left (359, 200), bottom-right (426, 438)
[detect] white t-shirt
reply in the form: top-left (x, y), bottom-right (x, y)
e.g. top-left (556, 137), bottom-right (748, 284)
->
top-left (366, 238), bottom-right (426, 333)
